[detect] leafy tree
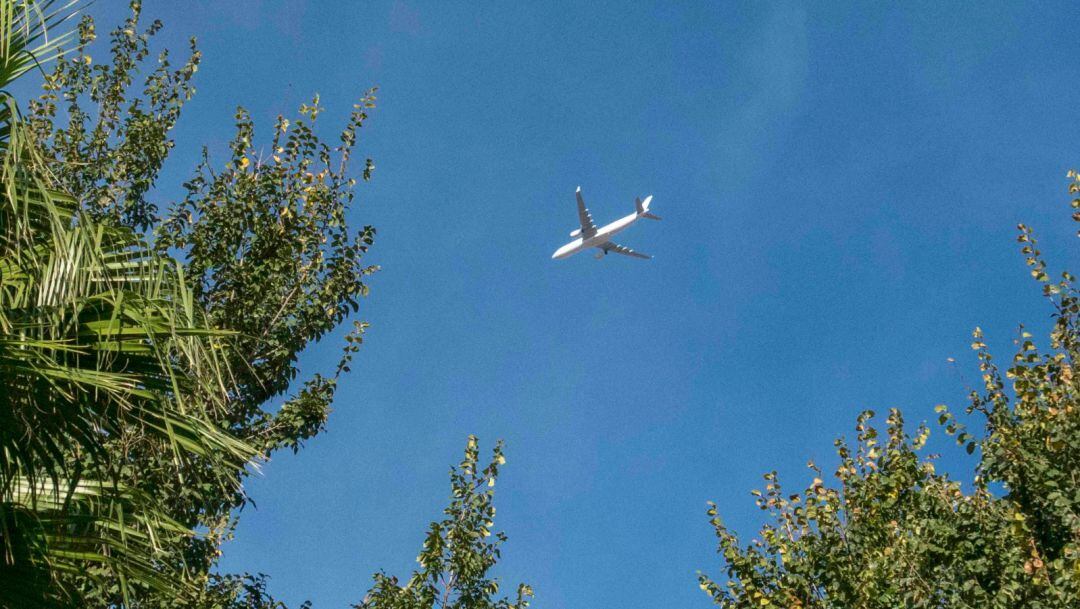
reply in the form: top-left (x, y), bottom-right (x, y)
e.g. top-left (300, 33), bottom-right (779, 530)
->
top-left (18, 1), bottom-right (379, 606)
top-left (356, 437), bottom-right (533, 609)
top-left (0, 1), bottom-right (257, 607)
top-left (19, 2), bottom-right (380, 604)
top-left (185, 573), bottom-right (302, 609)
top-left (154, 94), bottom-right (377, 457)
top-left (699, 184), bottom-right (1080, 607)
top-left (177, 438), bottom-right (531, 609)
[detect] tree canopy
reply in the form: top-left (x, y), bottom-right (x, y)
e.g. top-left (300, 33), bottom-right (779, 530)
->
top-left (699, 190), bottom-right (1080, 607)
top-left (4, 1), bottom-right (381, 606)
top-left (355, 437), bottom-right (532, 609)
top-left (0, 1), bottom-right (257, 606)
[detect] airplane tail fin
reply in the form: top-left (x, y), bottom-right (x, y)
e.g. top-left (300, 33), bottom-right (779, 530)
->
top-left (635, 195), bottom-right (661, 220)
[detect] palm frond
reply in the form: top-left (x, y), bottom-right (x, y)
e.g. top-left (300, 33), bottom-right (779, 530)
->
top-left (2, 476), bottom-right (197, 608)
top-left (0, 0), bottom-right (82, 89)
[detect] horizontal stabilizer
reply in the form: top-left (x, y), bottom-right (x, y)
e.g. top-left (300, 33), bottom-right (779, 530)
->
top-left (635, 195), bottom-right (659, 219)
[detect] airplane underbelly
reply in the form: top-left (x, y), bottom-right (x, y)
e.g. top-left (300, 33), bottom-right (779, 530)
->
top-left (586, 226), bottom-right (625, 246)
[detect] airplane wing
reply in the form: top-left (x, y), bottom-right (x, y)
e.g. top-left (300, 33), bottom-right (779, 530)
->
top-left (600, 241), bottom-right (651, 259)
top-left (575, 187), bottom-right (598, 238)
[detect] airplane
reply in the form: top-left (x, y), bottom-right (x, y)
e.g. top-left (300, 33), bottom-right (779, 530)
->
top-left (551, 187), bottom-right (661, 260)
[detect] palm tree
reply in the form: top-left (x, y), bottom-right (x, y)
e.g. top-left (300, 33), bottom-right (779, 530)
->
top-left (0, 2), bottom-right (256, 606)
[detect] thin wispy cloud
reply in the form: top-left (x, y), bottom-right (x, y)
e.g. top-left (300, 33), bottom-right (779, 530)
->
top-left (389, 0), bottom-right (422, 37)
top-left (717, 4), bottom-right (809, 183)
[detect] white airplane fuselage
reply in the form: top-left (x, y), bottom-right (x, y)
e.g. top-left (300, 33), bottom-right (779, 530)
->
top-left (551, 212), bottom-right (640, 259)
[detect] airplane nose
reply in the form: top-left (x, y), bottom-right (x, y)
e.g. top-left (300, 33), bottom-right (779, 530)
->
top-left (552, 243), bottom-right (574, 259)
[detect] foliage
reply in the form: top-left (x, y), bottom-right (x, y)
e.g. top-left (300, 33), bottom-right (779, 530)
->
top-left (186, 573), bottom-right (308, 609)
top-left (16, 1), bottom-right (379, 606)
top-left (699, 183), bottom-right (1080, 607)
top-left (29, 1), bottom-right (378, 459)
top-left (27, 0), bottom-right (199, 232)
top-left (155, 93), bottom-right (378, 456)
top-left (0, 1), bottom-right (258, 607)
top-left (356, 437), bottom-right (533, 609)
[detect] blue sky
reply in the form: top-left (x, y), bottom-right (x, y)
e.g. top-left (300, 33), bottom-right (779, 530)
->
top-left (69, 2), bottom-right (1080, 608)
